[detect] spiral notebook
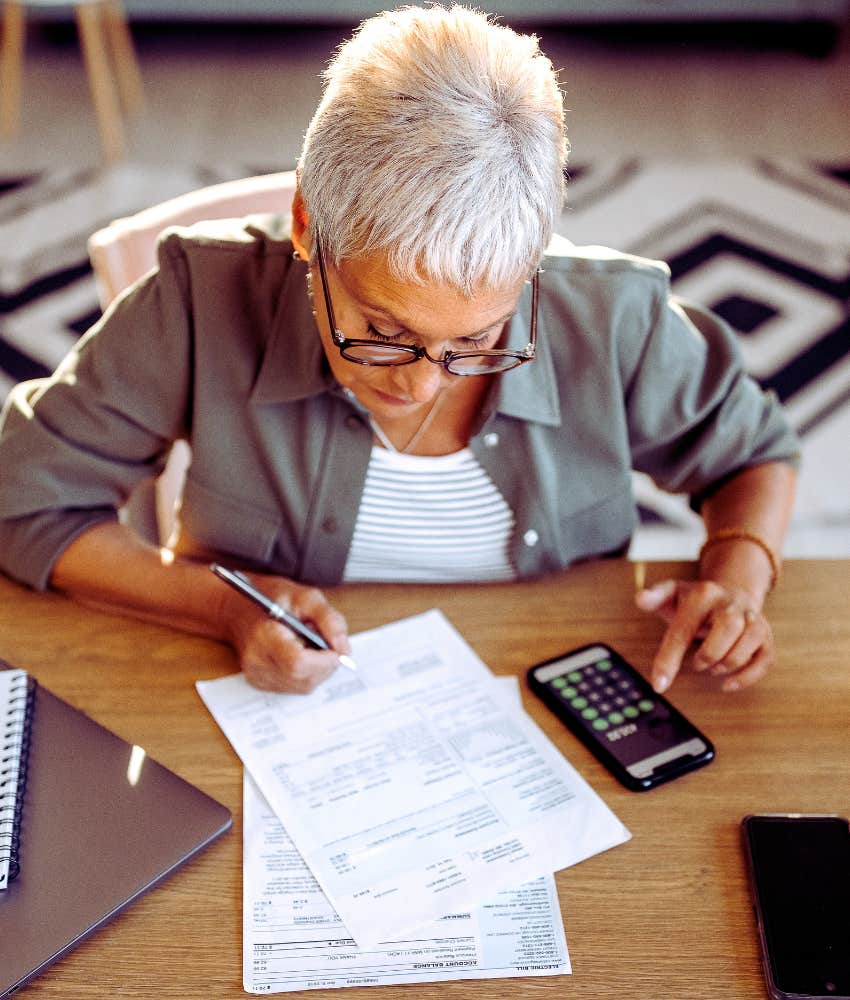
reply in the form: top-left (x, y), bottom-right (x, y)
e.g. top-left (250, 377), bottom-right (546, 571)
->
top-left (0, 669), bottom-right (34, 890)
top-left (0, 663), bottom-right (232, 999)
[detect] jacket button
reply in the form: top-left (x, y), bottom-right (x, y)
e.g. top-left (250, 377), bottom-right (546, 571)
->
top-left (345, 414), bottom-right (364, 431)
top-left (483, 432), bottom-right (499, 447)
top-left (321, 517), bottom-right (338, 534)
top-left (523, 529), bottom-right (539, 547)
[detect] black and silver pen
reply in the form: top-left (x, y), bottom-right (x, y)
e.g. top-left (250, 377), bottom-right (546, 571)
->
top-left (210, 563), bottom-right (357, 672)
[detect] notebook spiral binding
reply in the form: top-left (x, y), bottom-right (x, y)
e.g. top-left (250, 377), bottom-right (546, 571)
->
top-left (0, 672), bottom-right (35, 886)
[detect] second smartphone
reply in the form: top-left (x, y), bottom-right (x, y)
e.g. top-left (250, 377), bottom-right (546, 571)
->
top-left (527, 642), bottom-right (714, 791)
top-left (742, 814), bottom-right (850, 1000)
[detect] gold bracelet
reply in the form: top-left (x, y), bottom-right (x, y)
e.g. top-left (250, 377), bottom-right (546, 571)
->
top-left (698, 528), bottom-right (780, 592)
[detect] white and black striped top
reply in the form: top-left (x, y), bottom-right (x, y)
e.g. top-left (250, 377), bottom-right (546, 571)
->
top-left (342, 447), bottom-right (517, 583)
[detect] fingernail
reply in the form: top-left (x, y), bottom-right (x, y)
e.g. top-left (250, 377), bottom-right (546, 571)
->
top-left (337, 653), bottom-right (357, 671)
top-left (723, 678), bottom-right (740, 692)
top-left (653, 674), bottom-right (670, 693)
top-left (636, 591), bottom-right (660, 612)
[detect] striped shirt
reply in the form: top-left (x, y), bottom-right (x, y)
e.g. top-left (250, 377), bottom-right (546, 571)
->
top-left (342, 447), bottom-right (517, 583)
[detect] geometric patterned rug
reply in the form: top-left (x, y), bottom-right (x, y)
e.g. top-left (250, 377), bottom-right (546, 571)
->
top-left (562, 160), bottom-right (850, 559)
top-left (2, 160), bottom-right (848, 558)
top-left (0, 163), bottom-right (269, 397)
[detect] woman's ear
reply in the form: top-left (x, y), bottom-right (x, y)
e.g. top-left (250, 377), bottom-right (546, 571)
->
top-left (290, 187), bottom-right (311, 260)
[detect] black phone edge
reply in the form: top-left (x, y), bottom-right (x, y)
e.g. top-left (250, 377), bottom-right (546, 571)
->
top-left (527, 642), bottom-right (714, 793)
top-left (740, 814), bottom-right (850, 1000)
top-left (741, 814), bottom-right (783, 1000)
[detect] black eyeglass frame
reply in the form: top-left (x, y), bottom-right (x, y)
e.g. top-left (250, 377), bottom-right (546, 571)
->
top-left (314, 234), bottom-right (539, 376)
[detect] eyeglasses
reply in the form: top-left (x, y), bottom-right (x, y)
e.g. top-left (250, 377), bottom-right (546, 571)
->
top-left (315, 235), bottom-right (538, 376)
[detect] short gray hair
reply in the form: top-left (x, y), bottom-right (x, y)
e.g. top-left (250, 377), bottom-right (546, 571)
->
top-left (297, 4), bottom-right (567, 295)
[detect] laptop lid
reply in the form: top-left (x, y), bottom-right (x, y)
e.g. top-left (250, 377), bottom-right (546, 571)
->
top-left (0, 680), bottom-right (232, 997)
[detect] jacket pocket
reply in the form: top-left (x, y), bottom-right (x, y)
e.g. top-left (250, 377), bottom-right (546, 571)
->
top-left (557, 487), bottom-right (635, 564)
top-left (180, 472), bottom-right (281, 564)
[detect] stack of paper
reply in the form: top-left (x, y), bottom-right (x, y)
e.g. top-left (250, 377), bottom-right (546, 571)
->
top-left (197, 609), bottom-right (630, 993)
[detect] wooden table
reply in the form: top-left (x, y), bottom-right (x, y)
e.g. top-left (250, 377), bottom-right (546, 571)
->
top-left (1, 559), bottom-right (847, 999)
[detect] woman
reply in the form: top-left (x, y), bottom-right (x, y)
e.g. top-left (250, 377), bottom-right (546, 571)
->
top-left (0, 6), bottom-right (798, 695)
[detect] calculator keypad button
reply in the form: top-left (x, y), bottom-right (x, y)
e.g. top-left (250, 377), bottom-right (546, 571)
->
top-left (544, 657), bottom-right (658, 732)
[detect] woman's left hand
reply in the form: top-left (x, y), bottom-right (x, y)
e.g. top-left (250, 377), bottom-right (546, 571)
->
top-left (635, 578), bottom-right (775, 694)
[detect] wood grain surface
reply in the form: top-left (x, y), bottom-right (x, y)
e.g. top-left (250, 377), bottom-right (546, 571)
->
top-left (1, 558), bottom-right (847, 999)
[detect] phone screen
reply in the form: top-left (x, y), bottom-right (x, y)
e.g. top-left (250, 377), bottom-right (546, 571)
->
top-left (532, 646), bottom-right (710, 783)
top-left (744, 815), bottom-right (850, 998)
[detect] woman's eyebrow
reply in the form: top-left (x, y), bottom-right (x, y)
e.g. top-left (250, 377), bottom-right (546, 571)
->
top-left (464, 311), bottom-right (517, 338)
top-left (359, 297), bottom-right (517, 339)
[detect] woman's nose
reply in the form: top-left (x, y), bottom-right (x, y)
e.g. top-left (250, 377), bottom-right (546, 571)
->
top-left (390, 357), bottom-right (446, 403)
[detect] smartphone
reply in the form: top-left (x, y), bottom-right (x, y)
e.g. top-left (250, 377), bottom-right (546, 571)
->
top-left (527, 642), bottom-right (714, 791)
top-left (741, 814), bottom-right (850, 1000)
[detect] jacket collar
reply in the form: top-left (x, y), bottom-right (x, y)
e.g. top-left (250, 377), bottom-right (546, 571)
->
top-left (250, 245), bottom-right (561, 427)
top-left (250, 255), bottom-right (335, 404)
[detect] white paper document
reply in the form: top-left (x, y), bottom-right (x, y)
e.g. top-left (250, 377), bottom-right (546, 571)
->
top-left (197, 609), bottom-right (630, 949)
top-left (243, 774), bottom-right (570, 993)
top-left (242, 678), bottom-right (570, 993)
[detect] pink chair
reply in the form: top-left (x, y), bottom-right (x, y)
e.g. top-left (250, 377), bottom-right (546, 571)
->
top-left (87, 170), bottom-right (298, 544)
top-left (88, 169), bottom-right (297, 305)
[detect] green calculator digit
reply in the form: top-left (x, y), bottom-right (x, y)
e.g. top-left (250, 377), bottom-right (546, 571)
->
top-left (528, 643), bottom-right (714, 791)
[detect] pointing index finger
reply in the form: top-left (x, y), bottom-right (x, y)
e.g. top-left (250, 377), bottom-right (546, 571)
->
top-left (651, 590), bottom-right (710, 693)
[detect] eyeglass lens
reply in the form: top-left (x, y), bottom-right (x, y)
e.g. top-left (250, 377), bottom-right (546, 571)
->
top-left (340, 343), bottom-right (522, 374)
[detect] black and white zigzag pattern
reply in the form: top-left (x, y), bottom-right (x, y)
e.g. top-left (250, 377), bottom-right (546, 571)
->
top-left (2, 161), bottom-right (848, 555)
top-left (561, 160), bottom-right (850, 556)
top-left (0, 164), bottom-right (269, 397)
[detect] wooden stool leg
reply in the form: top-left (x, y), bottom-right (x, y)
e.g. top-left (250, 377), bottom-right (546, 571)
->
top-left (102, 0), bottom-right (144, 114)
top-left (0, 1), bottom-right (26, 138)
top-left (75, 1), bottom-right (126, 162)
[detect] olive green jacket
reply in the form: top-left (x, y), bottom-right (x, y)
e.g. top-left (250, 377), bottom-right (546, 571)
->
top-left (0, 217), bottom-right (800, 590)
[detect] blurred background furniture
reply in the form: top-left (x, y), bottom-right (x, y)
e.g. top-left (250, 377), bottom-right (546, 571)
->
top-left (15, 0), bottom-right (850, 53)
top-left (58, 0), bottom-right (850, 27)
top-left (87, 169), bottom-right (297, 544)
top-left (18, 0), bottom-right (850, 53)
top-left (0, 0), bottom-right (144, 161)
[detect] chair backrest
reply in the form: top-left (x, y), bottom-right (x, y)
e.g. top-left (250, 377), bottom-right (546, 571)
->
top-left (87, 170), bottom-right (298, 307)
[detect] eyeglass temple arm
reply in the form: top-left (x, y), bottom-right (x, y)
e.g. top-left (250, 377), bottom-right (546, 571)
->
top-left (315, 232), bottom-right (343, 343)
top-left (525, 267), bottom-right (540, 356)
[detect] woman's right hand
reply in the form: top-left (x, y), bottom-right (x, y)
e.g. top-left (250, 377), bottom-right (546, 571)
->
top-left (49, 523), bottom-right (349, 694)
top-left (218, 572), bottom-right (352, 693)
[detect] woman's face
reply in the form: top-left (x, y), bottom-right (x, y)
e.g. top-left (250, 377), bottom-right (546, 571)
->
top-left (309, 250), bottom-right (527, 422)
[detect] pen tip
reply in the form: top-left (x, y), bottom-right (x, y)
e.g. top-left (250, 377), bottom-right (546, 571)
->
top-left (338, 654), bottom-right (358, 672)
